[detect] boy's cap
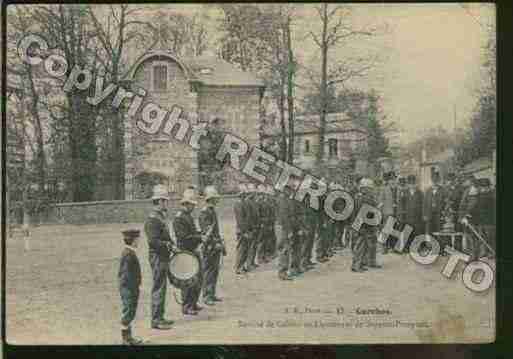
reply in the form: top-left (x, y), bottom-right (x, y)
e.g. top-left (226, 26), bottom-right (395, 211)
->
top-left (122, 229), bottom-right (141, 238)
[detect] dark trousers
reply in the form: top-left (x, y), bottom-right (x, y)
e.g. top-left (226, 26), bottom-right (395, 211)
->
top-left (257, 224), bottom-right (274, 262)
top-left (265, 225), bottom-right (277, 259)
top-left (203, 250), bottom-right (221, 300)
top-left (362, 232), bottom-right (377, 266)
top-left (351, 232), bottom-right (367, 270)
top-left (182, 277), bottom-right (202, 311)
top-left (290, 234), bottom-right (303, 271)
top-left (235, 234), bottom-right (250, 272)
top-left (182, 251), bottom-right (202, 311)
top-left (247, 228), bottom-right (260, 267)
top-left (316, 226), bottom-right (331, 259)
top-left (149, 253), bottom-right (170, 325)
top-left (120, 288), bottom-right (139, 327)
top-left (278, 232), bottom-right (291, 275)
top-left (301, 228), bottom-right (316, 266)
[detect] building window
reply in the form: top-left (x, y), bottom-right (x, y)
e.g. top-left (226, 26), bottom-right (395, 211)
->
top-left (328, 138), bottom-right (338, 158)
top-left (153, 64), bottom-right (168, 92)
top-left (304, 139), bottom-right (310, 154)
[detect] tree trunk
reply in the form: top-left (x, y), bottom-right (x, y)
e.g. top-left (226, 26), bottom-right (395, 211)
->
top-left (68, 93), bottom-right (98, 202)
top-left (27, 66), bottom-right (46, 192)
top-left (286, 17), bottom-right (295, 165)
top-left (317, 4), bottom-right (328, 164)
top-left (278, 75), bottom-right (287, 162)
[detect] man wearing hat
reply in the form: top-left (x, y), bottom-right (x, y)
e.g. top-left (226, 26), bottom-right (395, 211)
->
top-left (255, 184), bottom-right (269, 265)
top-left (423, 171), bottom-right (446, 247)
top-left (234, 184), bottom-right (252, 275)
top-left (144, 184), bottom-right (175, 330)
top-left (199, 185), bottom-right (226, 305)
top-left (245, 183), bottom-right (260, 271)
top-left (402, 175), bottom-right (423, 253)
top-left (396, 177), bottom-right (408, 223)
top-left (277, 177), bottom-right (303, 280)
top-left (173, 189), bottom-right (204, 315)
top-left (119, 229), bottom-right (144, 344)
top-left (379, 172), bottom-right (396, 254)
top-left (461, 178), bottom-right (495, 260)
top-left (353, 178), bottom-right (381, 272)
top-left (257, 185), bottom-right (276, 264)
top-left (263, 185), bottom-right (278, 261)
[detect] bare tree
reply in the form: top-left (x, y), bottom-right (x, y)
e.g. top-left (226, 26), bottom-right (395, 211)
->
top-left (308, 4), bottom-right (381, 162)
top-left (88, 5), bottom-right (157, 199)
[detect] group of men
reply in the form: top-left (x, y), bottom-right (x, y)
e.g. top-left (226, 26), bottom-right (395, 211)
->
top-left (144, 184), bottom-right (226, 332)
top-left (233, 169), bottom-right (496, 280)
top-left (120, 169), bottom-right (495, 343)
top-left (233, 183), bottom-right (278, 275)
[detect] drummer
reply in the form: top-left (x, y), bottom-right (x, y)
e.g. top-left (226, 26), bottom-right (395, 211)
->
top-left (173, 188), bottom-right (204, 315)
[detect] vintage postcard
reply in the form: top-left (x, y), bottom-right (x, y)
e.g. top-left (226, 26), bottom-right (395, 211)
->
top-left (4, 3), bottom-right (495, 345)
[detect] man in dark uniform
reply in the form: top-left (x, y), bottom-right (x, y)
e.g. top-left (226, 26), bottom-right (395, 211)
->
top-left (403, 175), bottom-right (423, 253)
top-left (144, 184), bottom-right (175, 330)
top-left (301, 195), bottom-right (319, 271)
top-left (289, 182), bottom-right (308, 276)
top-left (234, 184), bottom-right (252, 275)
top-left (118, 229), bottom-right (144, 345)
top-left (396, 176), bottom-right (408, 223)
top-left (277, 179), bottom-right (303, 280)
top-left (474, 178), bottom-right (496, 258)
top-left (172, 189), bottom-right (203, 315)
top-left (379, 172), bottom-right (396, 254)
top-left (423, 171), bottom-right (445, 236)
top-left (461, 178), bottom-right (495, 260)
top-left (316, 178), bottom-right (332, 263)
top-left (264, 185), bottom-right (278, 260)
top-left (353, 178), bottom-right (381, 272)
top-left (245, 183), bottom-right (260, 271)
top-left (256, 184), bottom-right (271, 264)
top-left (199, 185), bottom-right (226, 306)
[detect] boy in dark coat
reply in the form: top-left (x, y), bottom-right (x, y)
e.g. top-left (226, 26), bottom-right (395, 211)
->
top-left (118, 229), bottom-right (144, 345)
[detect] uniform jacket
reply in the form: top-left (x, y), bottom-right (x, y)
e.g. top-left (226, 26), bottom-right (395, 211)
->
top-left (379, 184), bottom-right (395, 217)
top-left (354, 190), bottom-right (379, 234)
top-left (422, 185), bottom-right (445, 221)
top-left (245, 193), bottom-right (260, 231)
top-left (396, 185), bottom-right (408, 221)
top-left (144, 209), bottom-right (174, 261)
top-left (458, 186), bottom-right (477, 221)
top-left (118, 247), bottom-right (141, 293)
top-left (234, 195), bottom-right (252, 237)
top-left (278, 195), bottom-right (305, 238)
top-left (467, 189), bottom-right (495, 226)
top-left (404, 187), bottom-right (423, 230)
top-left (199, 206), bottom-right (223, 253)
top-left (173, 210), bottom-right (202, 252)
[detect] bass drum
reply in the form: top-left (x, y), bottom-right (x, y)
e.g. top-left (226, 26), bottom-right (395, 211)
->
top-left (168, 250), bottom-right (202, 289)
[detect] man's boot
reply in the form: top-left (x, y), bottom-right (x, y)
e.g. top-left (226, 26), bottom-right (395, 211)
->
top-left (123, 327), bottom-right (143, 345)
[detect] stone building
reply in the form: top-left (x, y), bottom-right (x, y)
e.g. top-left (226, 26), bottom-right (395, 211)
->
top-left (263, 112), bottom-right (369, 185)
top-left (123, 50), bottom-right (265, 198)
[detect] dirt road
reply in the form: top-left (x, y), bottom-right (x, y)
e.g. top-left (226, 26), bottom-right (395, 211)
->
top-left (5, 217), bottom-right (494, 344)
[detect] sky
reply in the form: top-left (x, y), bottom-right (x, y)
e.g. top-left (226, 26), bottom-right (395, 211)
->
top-left (37, 3), bottom-right (495, 145)
top-left (291, 3), bottom-right (495, 144)
top-left (137, 3), bottom-right (495, 145)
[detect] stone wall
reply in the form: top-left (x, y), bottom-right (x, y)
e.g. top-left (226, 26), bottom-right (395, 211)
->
top-left (44, 195), bottom-right (239, 225)
top-left (197, 86), bottom-right (261, 192)
top-left (127, 54), bottom-right (199, 199)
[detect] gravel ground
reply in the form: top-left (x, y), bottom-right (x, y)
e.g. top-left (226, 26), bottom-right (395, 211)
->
top-left (5, 215), bottom-right (495, 345)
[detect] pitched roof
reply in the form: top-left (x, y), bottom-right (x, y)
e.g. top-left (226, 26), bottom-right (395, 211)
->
top-left (125, 50), bottom-right (264, 88)
top-left (184, 55), bottom-right (265, 88)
